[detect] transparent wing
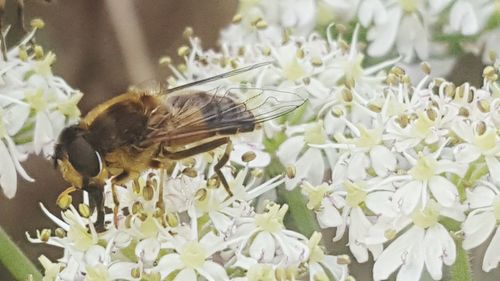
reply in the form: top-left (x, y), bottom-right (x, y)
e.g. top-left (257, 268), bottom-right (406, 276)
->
top-left (143, 87), bottom-right (306, 147)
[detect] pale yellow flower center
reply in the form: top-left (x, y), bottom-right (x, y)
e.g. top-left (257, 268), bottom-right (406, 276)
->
top-left (308, 232), bottom-right (325, 264)
top-left (139, 215), bottom-right (159, 238)
top-left (412, 111), bottom-right (434, 138)
top-left (283, 57), bottom-right (307, 81)
top-left (409, 156), bottom-right (437, 181)
top-left (58, 91), bottom-right (83, 118)
top-left (342, 54), bottom-right (364, 83)
top-left (355, 125), bottom-right (382, 148)
top-left (411, 200), bottom-right (440, 229)
top-left (180, 241), bottom-right (207, 269)
top-left (474, 129), bottom-right (497, 152)
top-left (25, 89), bottom-right (47, 112)
top-left (246, 264), bottom-right (277, 281)
top-left (84, 264), bottom-right (109, 281)
top-left (303, 183), bottom-right (329, 210)
top-left (304, 122), bottom-right (327, 145)
top-left (399, 0), bottom-right (418, 13)
top-left (344, 181), bottom-right (367, 207)
top-left (67, 223), bottom-right (94, 252)
top-left (255, 204), bottom-right (287, 233)
top-left (34, 52), bottom-right (56, 77)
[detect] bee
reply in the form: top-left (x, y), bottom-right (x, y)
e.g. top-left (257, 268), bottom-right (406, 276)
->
top-left (53, 61), bottom-right (305, 229)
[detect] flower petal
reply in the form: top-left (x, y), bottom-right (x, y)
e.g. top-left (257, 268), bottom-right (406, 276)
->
top-left (373, 226), bottom-right (424, 280)
top-left (483, 227), bottom-right (500, 272)
top-left (393, 180), bottom-right (423, 214)
top-left (462, 211), bottom-right (496, 249)
top-left (0, 140), bottom-right (17, 198)
top-left (199, 261), bottom-right (229, 281)
top-left (429, 176), bottom-right (458, 207)
top-left (370, 145), bottom-right (396, 177)
top-left (174, 268), bottom-right (197, 281)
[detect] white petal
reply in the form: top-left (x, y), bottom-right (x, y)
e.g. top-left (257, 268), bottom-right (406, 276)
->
top-left (84, 245), bottom-right (105, 267)
top-left (370, 145), bottom-right (396, 177)
top-left (393, 180), bottom-right (423, 214)
top-left (454, 143), bottom-right (481, 163)
top-left (424, 224), bottom-right (455, 280)
top-left (365, 191), bottom-right (398, 217)
top-left (347, 152), bottom-right (368, 180)
top-left (135, 237), bottom-right (160, 263)
top-left (249, 231), bottom-right (275, 262)
top-left (463, 211), bottom-right (496, 249)
top-left (485, 156), bottom-right (500, 183)
top-left (34, 112), bottom-right (54, 155)
top-left (373, 226), bottom-right (424, 280)
top-left (0, 140), bottom-right (17, 198)
top-left (367, 8), bottom-right (401, 57)
top-left (349, 207), bottom-right (371, 263)
top-left (5, 104), bottom-right (30, 135)
top-left (397, 240), bottom-right (424, 281)
top-left (276, 135), bottom-right (304, 164)
top-left (108, 262), bottom-right (138, 280)
top-left (316, 199), bottom-right (343, 228)
top-left (174, 268), bottom-right (197, 281)
top-left (429, 176), bottom-right (458, 207)
top-left (199, 261), bottom-right (229, 281)
top-left (449, 1), bottom-right (479, 35)
top-left (157, 254), bottom-right (184, 277)
top-left (483, 227), bottom-right (500, 272)
top-left (466, 185), bottom-right (495, 209)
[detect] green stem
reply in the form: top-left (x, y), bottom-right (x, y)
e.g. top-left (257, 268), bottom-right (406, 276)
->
top-left (279, 187), bottom-right (318, 237)
top-left (0, 226), bottom-right (42, 281)
top-left (451, 241), bottom-right (473, 281)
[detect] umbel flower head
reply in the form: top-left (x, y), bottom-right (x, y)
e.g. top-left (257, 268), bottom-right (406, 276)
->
top-left (29, 168), bottom-right (350, 281)
top-left (27, 1), bottom-right (500, 280)
top-left (0, 21), bottom-right (81, 199)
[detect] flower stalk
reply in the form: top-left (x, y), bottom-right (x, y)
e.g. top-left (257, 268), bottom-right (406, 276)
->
top-left (0, 226), bottom-right (42, 281)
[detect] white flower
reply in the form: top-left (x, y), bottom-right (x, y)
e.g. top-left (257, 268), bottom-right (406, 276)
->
top-left (462, 180), bottom-right (500, 272)
top-left (359, 0), bottom-right (432, 61)
top-left (307, 231), bottom-right (349, 281)
top-left (393, 152), bottom-right (465, 214)
top-left (0, 28), bottom-right (81, 198)
top-left (373, 201), bottom-right (457, 281)
top-left (155, 231), bottom-right (230, 281)
top-left (230, 203), bottom-right (309, 267)
top-left (446, 0), bottom-right (494, 36)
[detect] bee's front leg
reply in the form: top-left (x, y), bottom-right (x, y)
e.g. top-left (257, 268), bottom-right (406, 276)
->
top-left (84, 184), bottom-right (105, 232)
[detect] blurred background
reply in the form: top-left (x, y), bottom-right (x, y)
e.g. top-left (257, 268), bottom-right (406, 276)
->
top-left (0, 0), bottom-right (497, 280)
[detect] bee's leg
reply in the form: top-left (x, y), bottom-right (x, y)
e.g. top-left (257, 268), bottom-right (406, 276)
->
top-left (213, 140), bottom-right (233, 196)
top-left (163, 137), bottom-right (230, 160)
top-left (162, 137), bottom-right (233, 196)
top-left (111, 171), bottom-right (129, 227)
top-left (84, 185), bottom-right (105, 232)
top-left (111, 182), bottom-right (120, 227)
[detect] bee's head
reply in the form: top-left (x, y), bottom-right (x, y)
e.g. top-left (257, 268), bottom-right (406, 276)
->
top-left (54, 125), bottom-right (102, 179)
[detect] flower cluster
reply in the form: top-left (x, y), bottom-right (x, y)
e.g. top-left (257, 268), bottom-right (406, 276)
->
top-left (29, 168), bottom-right (349, 281)
top-left (0, 22), bottom-right (82, 199)
top-left (25, 1), bottom-right (500, 281)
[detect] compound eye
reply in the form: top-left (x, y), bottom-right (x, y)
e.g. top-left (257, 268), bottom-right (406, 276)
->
top-left (66, 135), bottom-right (101, 177)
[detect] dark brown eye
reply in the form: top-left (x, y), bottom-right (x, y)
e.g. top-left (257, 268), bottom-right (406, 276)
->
top-left (66, 135), bottom-right (101, 178)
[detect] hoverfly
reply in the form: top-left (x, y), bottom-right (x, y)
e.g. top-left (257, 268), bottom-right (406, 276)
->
top-left (53, 61), bottom-right (305, 229)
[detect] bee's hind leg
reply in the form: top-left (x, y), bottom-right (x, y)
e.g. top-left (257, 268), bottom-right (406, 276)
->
top-left (163, 137), bottom-right (234, 196)
top-left (213, 140), bottom-right (234, 197)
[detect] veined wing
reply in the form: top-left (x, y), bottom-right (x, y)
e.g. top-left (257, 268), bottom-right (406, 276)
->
top-left (143, 87), bottom-right (306, 147)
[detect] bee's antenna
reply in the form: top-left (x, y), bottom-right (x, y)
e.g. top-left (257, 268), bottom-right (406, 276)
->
top-left (164, 61), bottom-right (275, 95)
